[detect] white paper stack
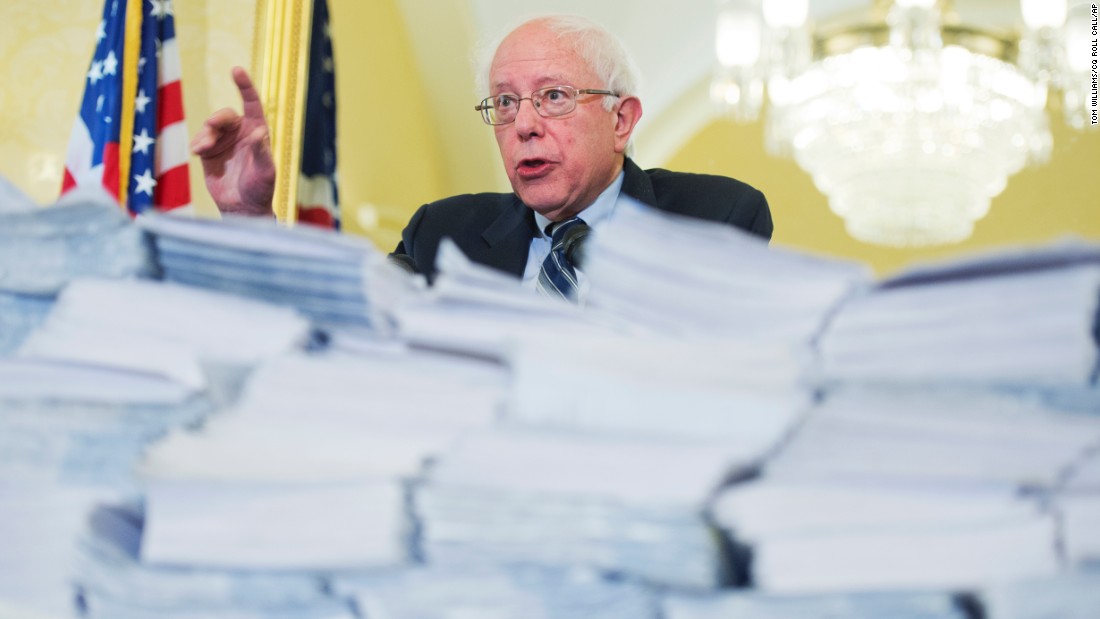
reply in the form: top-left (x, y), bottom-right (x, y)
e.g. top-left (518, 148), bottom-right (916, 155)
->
top-left (395, 239), bottom-right (613, 359)
top-left (584, 199), bottom-right (870, 343)
top-left (74, 504), bottom-right (358, 619)
top-left (0, 187), bottom-right (153, 355)
top-left (820, 243), bottom-right (1100, 389)
top-left (981, 572), bottom-right (1100, 619)
top-left (333, 565), bottom-right (659, 619)
top-left (0, 484), bottom-right (114, 619)
top-left (1054, 449), bottom-right (1100, 566)
top-left (703, 387), bottom-right (1100, 593)
top-left (765, 388), bottom-right (1100, 489)
top-left (0, 187), bottom-right (153, 296)
top-left (138, 349), bottom-right (507, 570)
top-left (506, 330), bottom-right (810, 447)
top-left (418, 427), bottom-right (748, 589)
top-left (17, 278), bottom-right (311, 393)
top-left (0, 358), bottom-right (216, 618)
top-left (663, 589), bottom-right (970, 619)
top-left (711, 478), bottom-right (1058, 592)
top-left (139, 212), bottom-right (408, 333)
top-left (0, 292), bottom-right (53, 356)
top-left (0, 360), bottom-right (212, 489)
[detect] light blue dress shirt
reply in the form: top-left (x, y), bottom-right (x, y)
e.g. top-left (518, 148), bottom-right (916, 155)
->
top-left (521, 171), bottom-right (626, 302)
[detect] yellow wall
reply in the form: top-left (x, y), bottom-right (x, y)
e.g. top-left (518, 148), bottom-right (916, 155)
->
top-left (329, 0), bottom-right (448, 251)
top-left (0, 1), bottom-right (99, 205)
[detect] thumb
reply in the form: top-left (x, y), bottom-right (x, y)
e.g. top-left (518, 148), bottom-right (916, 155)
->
top-left (247, 125), bottom-right (273, 163)
top-left (247, 125), bottom-right (276, 186)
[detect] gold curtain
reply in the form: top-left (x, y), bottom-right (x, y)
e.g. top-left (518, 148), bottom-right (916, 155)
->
top-left (252, 0), bottom-right (313, 224)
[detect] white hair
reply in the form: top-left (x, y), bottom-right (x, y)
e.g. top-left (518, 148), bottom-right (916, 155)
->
top-left (474, 15), bottom-right (642, 112)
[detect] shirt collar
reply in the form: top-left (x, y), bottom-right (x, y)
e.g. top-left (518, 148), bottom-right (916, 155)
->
top-left (534, 170), bottom-right (626, 238)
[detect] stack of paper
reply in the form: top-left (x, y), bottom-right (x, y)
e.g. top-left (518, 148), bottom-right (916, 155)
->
top-left (584, 199), bottom-right (870, 343)
top-left (141, 475), bottom-right (409, 571)
top-left (17, 278), bottom-right (311, 394)
top-left (711, 477), bottom-right (1059, 592)
top-left (981, 572), bottom-right (1100, 619)
top-left (0, 358), bottom-right (216, 618)
top-left (0, 187), bottom-right (152, 355)
top-left (0, 484), bottom-right (115, 619)
top-left (333, 565), bottom-right (658, 619)
top-left (765, 387), bottom-right (1100, 489)
top-left (404, 240), bottom-right (813, 450)
top-left (506, 330), bottom-right (810, 446)
top-left (138, 348), bottom-right (506, 570)
top-left (0, 187), bottom-right (153, 295)
top-left (418, 427), bottom-right (747, 589)
top-left (395, 239), bottom-right (612, 359)
top-left (1054, 449), bottom-right (1100, 566)
top-left (0, 359), bottom-right (212, 490)
top-left (819, 243), bottom-right (1100, 389)
top-left (74, 504), bottom-right (358, 619)
top-left (663, 589), bottom-right (970, 619)
top-left (702, 387), bottom-right (1100, 593)
top-left (139, 212), bottom-right (408, 333)
top-left (0, 292), bottom-right (54, 355)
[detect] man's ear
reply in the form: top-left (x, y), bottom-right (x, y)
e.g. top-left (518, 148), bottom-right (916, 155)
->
top-left (612, 96), bottom-right (643, 153)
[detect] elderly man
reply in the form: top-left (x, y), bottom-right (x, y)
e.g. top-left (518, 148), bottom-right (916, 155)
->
top-left (192, 15), bottom-right (771, 299)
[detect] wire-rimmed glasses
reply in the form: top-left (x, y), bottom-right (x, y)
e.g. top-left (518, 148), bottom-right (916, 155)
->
top-left (475, 85), bottom-right (620, 125)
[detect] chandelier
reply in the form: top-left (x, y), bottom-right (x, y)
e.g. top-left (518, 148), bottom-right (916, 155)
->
top-left (712, 0), bottom-right (1096, 247)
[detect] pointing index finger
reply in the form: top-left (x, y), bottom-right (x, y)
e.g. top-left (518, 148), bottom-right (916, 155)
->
top-left (231, 66), bottom-right (265, 121)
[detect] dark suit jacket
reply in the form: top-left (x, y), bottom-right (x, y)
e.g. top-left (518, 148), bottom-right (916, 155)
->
top-left (392, 158), bottom-right (772, 280)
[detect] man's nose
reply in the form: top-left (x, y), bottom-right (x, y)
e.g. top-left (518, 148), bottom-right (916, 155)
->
top-left (512, 98), bottom-right (544, 138)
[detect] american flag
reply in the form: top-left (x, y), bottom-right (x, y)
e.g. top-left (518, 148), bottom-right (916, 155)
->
top-left (296, 0), bottom-right (340, 229)
top-left (62, 0), bottom-right (191, 215)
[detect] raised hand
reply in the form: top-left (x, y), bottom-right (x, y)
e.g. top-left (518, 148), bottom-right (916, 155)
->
top-left (191, 67), bottom-right (276, 216)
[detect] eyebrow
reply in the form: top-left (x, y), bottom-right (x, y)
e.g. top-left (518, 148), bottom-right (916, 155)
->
top-left (492, 75), bottom-right (573, 93)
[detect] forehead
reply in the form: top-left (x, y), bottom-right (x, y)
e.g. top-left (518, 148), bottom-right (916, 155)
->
top-left (489, 26), bottom-right (595, 92)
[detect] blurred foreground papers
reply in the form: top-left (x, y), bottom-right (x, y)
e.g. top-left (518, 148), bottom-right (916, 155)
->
top-left (334, 565), bottom-right (659, 619)
top-left (710, 387), bottom-right (1100, 592)
top-left (140, 212), bottom-right (405, 333)
top-left (0, 187), bottom-right (152, 355)
top-left (17, 278), bottom-right (311, 392)
top-left (419, 427), bottom-right (746, 589)
top-left (820, 241), bottom-right (1100, 390)
top-left (0, 188), bottom-right (152, 295)
top-left (509, 199), bottom-right (863, 449)
top-left (395, 239), bottom-right (607, 359)
top-left (507, 332), bottom-right (809, 447)
top-left (663, 589), bottom-right (970, 619)
top-left (75, 505), bottom-right (357, 619)
top-left (138, 349), bottom-right (507, 570)
top-left (0, 358), bottom-right (215, 618)
top-left (585, 199), bottom-right (870, 343)
top-left (766, 388), bottom-right (1100, 488)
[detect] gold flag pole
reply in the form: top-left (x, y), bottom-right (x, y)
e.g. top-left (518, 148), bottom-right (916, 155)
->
top-left (252, 0), bottom-right (313, 224)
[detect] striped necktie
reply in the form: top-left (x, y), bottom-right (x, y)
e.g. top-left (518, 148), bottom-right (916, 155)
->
top-left (537, 217), bottom-right (587, 302)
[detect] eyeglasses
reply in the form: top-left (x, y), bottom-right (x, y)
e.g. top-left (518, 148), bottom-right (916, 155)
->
top-left (475, 85), bottom-right (620, 125)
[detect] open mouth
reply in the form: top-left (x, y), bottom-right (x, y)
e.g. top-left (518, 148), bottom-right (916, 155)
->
top-left (517, 158), bottom-right (552, 178)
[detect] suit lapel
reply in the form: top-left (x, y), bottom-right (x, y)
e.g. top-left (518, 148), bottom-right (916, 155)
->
top-left (479, 194), bottom-right (536, 277)
top-left (477, 158), bottom-right (651, 278)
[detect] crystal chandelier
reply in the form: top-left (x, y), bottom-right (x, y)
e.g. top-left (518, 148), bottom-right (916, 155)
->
top-left (712, 0), bottom-right (1096, 247)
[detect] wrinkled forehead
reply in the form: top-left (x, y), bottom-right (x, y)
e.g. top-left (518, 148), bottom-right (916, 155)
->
top-left (488, 28), bottom-right (594, 93)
